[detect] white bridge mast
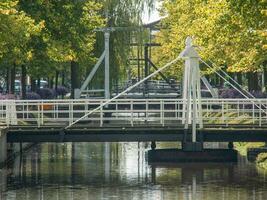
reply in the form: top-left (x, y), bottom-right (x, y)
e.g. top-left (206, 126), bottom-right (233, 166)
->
top-left (180, 37), bottom-right (203, 143)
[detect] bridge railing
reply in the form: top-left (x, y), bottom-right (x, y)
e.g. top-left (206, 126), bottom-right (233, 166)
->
top-left (201, 99), bottom-right (267, 126)
top-left (0, 99), bottom-right (184, 128)
top-left (0, 98), bottom-right (267, 128)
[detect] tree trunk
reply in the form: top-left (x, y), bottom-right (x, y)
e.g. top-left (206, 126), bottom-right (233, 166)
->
top-left (49, 77), bottom-right (54, 88)
top-left (71, 61), bottom-right (80, 98)
top-left (37, 78), bottom-right (41, 89)
top-left (247, 72), bottom-right (259, 91)
top-left (31, 78), bottom-right (36, 92)
top-left (55, 71), bottom-right (59, 90)
top-left (247, 72), bottom-right (252, 91)
top-left (21, 65), bottom-right (27, 99)
top-left (252, 73), bottom-right (260, 91)
top-left (263, 61), bottom-right (267, 90)
top-left (61, 72), bottom-right (65, 86)
top-left (228, 72), bottom-right (235, 87)
top-left (10, 64), bottom-right (16, 94)
top-left (6, 68), bottom-right (10, 94)
top-left (237, 73), bottom-right (242, 85)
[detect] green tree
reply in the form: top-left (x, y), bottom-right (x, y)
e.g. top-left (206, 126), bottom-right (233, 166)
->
top-left (227, 0), bottom-right (267, 89)
top-left (19, 0), bottom-right (105, 97)
top-left (0, 0), bottom-right (43, 95)
top-left (155, 0), bottom-right (266, 90)
top-left (92, 0), bottom-right (155, 87)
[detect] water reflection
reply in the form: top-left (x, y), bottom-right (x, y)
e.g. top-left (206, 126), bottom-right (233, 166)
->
top-left (1, 142), bottom-right (267, 200)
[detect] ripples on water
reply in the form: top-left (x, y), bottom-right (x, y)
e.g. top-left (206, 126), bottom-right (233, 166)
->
top-left (0, 142), bottom-right (267, 200)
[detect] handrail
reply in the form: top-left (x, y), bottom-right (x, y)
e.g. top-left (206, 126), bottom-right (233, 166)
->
top-left (1, 98), bottom-right (267, 129)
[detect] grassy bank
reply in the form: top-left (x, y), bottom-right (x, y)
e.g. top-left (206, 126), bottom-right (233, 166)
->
top-left (207, 110), bottom-right (267, 170)
top-left (234, 142), bottom-right (267, 170)
top-left (234, 142), bottom-right (265, 156)
top-left (256, 153), bottom-right (267, 169)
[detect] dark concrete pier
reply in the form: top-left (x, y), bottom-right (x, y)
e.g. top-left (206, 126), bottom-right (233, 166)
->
top-left (0, 128), bottom-right (7, 168)
top-left (148, 148), bottom-right (238, 163)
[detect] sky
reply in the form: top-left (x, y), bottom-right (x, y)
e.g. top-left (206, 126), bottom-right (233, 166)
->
top-left (142, 1), bottom-right (161, 24)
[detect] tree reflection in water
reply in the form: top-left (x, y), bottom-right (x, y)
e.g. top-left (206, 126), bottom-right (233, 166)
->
top-left (0, 142), bottom-right (267, 200)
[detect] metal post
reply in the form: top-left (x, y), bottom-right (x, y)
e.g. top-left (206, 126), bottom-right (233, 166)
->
top-left (253, 103), bottom-right (255, 124)
top-left (259, 101), bottom-right (262, 127)
top-left (41, 101), bottom-right (44, 125)
top-left (222, 102), bottom-right (224, 123)
top-left (100, 100), bottom-right (103, 127)
top-left (131, 100), bottom-right (133, 127)
top-left (37, 102), bottom-right (40, 127)
top-left (185, 62), bottom-right (193, 129)
top-left (196, 62), bottom-right (203, 128)
top-left (160, 100), bottom-right (163, 126)
top-left (137, 45), bottom-right (141, 81)
top-left (144, 45), bottom-right (149, 95)
top-left (104, 32), bottom-right (110, 99)
top-left (182, 64), bottom-right (188, 124)
top-left (192, 63), bottom-right (197, 142)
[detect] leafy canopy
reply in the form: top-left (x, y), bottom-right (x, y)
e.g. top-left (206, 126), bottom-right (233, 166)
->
top-left (155, 0), bottom-right (267, 77)
top-left (0, 0), bottom-right (44, 65)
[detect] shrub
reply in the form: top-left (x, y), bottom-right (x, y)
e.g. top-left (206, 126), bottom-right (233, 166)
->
top-left (201, 91), bottom-right (212, 98)
top-left (37, 88), bottom-right (56, 99)
top-left (0, 94), bottom-right (16, 100)
top-left (219, 89), bottom-right (242, 98)
top-left (256, 153), bottom-right (267, 170)
top-left (219, 89), bottom-right (267, 99)
top-left (26, 92), bottom-right (41, 100)
top-left (55, 86), bottom-right (68, 96)
top-left (250, 90), bottom-right (267, 98)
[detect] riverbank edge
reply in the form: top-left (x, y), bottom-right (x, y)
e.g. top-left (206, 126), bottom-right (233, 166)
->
top-left (234, 142), bottom-right (267, 170)
top-left (0, 128), bottom-right (38, 168)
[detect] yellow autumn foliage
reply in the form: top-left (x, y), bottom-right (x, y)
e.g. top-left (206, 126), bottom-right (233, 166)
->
top-left (153, 0), bottom-right (267, 78)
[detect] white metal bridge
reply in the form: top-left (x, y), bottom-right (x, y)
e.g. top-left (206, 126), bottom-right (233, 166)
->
top-left (3, 37), bottom-right (267, 144)
top-left (1, 98), bottom-right (267, 128)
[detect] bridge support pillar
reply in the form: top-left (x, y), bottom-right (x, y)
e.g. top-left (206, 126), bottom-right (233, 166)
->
top-left (151, 141), bottom-right (156, 150)
top-left (228, 142), bottom-right (234, 149)
top-left (0, 166), bottom-right (7, 196)
top-left (0, 128), bottom-right (7, 168)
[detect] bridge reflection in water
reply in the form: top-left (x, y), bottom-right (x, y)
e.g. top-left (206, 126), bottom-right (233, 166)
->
top-left (1, 142), bottom-right (267, 200)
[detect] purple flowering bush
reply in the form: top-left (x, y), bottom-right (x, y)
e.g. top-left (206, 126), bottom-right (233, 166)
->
top-left (219, 89), bottom-right (242, 98)
top-left (26, 92), bottom-right (41, 100)
top-left (219, 89), bottom-right (267, 99)
top-left (0, 94), bottom-right (16, 100)
top-left (201, 91), bottom-right (212, 98)
top-left (249, 91), bottom-right (267, 98)
top-left (55, 86), bottom-right (68, 96)
top-left (218, 89), bottom-right (267, 109)
top-left (37, 88), bottom-right (56, 99)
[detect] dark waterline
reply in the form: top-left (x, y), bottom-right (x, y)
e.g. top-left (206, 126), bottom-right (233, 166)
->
top-left (1, 142), bottom-right (267, 200)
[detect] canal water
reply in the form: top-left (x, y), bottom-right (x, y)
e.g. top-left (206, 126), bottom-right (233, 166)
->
top-left (1, 142), bottom-right (267, 200)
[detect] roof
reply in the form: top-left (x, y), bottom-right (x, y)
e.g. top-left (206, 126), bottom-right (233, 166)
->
top-left (143, 19), bottom-right (161, 30)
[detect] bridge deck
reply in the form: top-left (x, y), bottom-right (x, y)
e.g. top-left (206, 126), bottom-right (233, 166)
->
top-left (7, 124), bottom-right (267, 143)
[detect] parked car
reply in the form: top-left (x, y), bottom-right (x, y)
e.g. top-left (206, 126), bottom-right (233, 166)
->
top-left (36, 80), bottom-right (48, 88)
